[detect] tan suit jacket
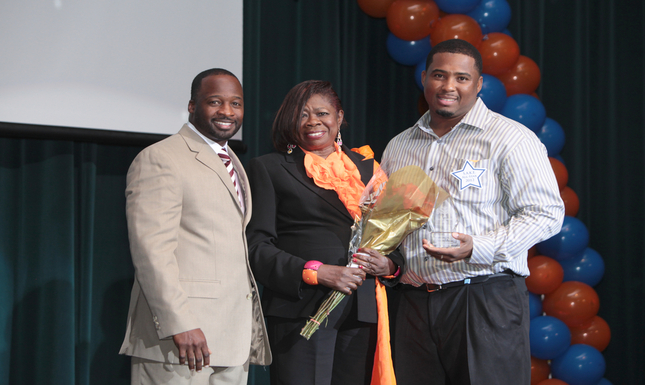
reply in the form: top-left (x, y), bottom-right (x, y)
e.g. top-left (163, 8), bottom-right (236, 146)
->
top-left (119, 125), bottom-right (271, 367)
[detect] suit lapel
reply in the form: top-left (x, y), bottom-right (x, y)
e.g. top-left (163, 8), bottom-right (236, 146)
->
top-left (345, 147), bottom-right (374, 186)
top-left (179, 125), bottom-right (244, 216)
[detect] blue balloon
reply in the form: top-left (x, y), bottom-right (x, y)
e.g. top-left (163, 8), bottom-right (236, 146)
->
top-left (415, 60), bottom-right (425, 90)
top-left (528, 292), bottom-right (542, 319)
top-left (559, 247), bottom-right (605, 287)
top-left (466, 0), bottom-right (512, 34)
top-left (435, 0), bottom-right (481, 14)
top-left (529, 315), bottom-right (571, 360)
top-left (537, 117), bottom-right (566, 157)
top-left (478, 74), bottom-right (507, 113)
top-left (386, 33), bottom-right (432, 66)
top-left (501, 28), bottom-right (513, 37)
top-left (596, 379), bottom-right (613, 385)
top-left (551, 344), bottom-right (606, 385)
top-left (537, 216), bottom-right (590, 261)
top-left (500, 94), bottom-right (547, 132)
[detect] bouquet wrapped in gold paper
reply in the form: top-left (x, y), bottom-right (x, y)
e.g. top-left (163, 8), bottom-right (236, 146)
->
top-left (300, 165), bottom-right (449, 339)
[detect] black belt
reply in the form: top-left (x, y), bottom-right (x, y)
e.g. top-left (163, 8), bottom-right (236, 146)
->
top-left (403, 270), bottom-right (518, 293)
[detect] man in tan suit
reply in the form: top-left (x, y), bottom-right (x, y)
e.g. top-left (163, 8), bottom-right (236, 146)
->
top-left (120, 68), bottom-right (271, 384)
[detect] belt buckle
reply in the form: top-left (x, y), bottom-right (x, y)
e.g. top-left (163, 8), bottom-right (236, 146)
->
top-left (425, 283), bottom-right (442, 293)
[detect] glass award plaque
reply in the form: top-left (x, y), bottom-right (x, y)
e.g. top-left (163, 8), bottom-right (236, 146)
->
top-left (428, 197), bottom-right (461, 248)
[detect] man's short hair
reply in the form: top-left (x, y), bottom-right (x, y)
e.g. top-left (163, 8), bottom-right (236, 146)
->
top-left (190, 68), bottom-right (239, 101)
top-left (425, 39), bottom-right (483, 76)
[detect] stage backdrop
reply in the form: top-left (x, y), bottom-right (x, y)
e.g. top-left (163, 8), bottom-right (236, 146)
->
top-left (0, 1), bottom-right (643, 385)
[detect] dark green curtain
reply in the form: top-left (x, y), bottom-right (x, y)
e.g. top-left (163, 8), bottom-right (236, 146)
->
top-left (0, 139), bottom-right (138, 384)
top-left (1, 1), bottom-right (643, 384)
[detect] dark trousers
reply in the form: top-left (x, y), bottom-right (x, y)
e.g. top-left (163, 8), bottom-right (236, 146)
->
top-left (389, 275), bottom-right (531, 385)
top-left (266, 295), bottom-right (377, 385)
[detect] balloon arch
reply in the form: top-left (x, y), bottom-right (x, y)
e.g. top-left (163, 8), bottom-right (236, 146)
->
top-left (357, 1), bottom-right (610, 384)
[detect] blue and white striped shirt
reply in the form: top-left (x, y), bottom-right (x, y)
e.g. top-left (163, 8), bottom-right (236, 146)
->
top-left (382, 98), bottom-right (564, 286)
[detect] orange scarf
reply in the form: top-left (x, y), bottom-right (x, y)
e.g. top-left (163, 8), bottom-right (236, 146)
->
top-left (302, 145), bottom-right (365, 219)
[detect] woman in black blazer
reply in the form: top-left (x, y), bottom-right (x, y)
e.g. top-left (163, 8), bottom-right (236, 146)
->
top-left (246, 80), bottom-right (402, 385)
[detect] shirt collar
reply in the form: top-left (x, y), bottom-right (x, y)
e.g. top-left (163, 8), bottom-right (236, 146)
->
top-left (186, 122), bottom-right (228, 154)
top-left (415, 98), bottom-right (491, 136)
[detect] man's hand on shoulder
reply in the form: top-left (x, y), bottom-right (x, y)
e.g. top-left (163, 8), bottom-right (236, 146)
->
top-left (173, 328), bottom-right (210, 371)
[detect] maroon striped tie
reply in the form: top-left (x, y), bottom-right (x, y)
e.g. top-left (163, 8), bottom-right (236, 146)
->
top-left (218, 152), bottom-right (243, 208)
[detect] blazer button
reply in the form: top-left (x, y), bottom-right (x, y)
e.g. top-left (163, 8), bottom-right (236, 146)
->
top-left (246, 293), bottom-right (252, 300)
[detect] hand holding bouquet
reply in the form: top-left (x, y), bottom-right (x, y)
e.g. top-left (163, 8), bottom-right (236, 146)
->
top-left (300, 165), bottom-right (449, 338)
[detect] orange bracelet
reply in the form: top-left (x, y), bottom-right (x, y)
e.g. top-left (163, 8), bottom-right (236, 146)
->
top-left (302, 269), bottom-right (318, 285)
top-left (382, 266), bottom-right (401, 279)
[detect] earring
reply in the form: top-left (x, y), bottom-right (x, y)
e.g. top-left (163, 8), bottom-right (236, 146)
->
top-left (287, 144), bottom-right (296, 154)
top-left (336, 131), bottom-right (342, 147)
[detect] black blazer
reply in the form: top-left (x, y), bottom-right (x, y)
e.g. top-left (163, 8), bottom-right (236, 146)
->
top-left (247, 146), bottom-right (402, 323)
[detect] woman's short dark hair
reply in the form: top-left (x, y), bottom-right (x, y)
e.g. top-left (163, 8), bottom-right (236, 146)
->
top-left (272, 80), bottom-right (346, 152)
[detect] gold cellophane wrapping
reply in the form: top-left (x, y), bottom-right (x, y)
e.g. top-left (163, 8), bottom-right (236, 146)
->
top-left (359, 165), bottom-right (449, 255)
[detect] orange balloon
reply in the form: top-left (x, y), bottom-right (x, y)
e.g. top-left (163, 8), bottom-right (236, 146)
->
top-left (357, 0), bottom-right (396, 18)
top-left (560, 186), bottom-right (580, 217)
top-left (479, 32), bottom-right (520, 76)
top-left (543, 281), bottom-right (600, 327)
top-left (531, 357), bottom-right (550, 385)
top-left (569, 315), bottom-right (611, 352)
top-left (429, 14), bottom-right (483, 48)
top-left (537, 380), bottom-right (569, 385)
top-left (386, 0), bottom-right (440, 41)
top-left (497, 55), bottom-right (541, 96)
top-left (549, 157), bottom-right (568, 191)
top-left (526, 256), bottom-right (564, 295)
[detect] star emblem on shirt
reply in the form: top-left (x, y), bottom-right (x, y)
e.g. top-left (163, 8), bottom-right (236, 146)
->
top-left (451, 160), bottom-right (486, 190)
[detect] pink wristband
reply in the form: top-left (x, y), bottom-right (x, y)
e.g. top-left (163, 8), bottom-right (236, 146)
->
top-left (304, 260), bottom-right (323, 271)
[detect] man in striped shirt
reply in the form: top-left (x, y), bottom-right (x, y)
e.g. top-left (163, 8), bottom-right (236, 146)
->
top-left (382, 39), bottom-right (564, 384)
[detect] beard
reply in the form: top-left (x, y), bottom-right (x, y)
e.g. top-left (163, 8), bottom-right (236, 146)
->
top-left (436, 109), bottom-right (455, 118)
top-left (190, 113), bottom-right (242, 144)
top-left (202, 122), bottom-right (241, 143)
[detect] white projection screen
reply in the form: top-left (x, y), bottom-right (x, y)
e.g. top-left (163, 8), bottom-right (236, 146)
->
top-left (0, 0), bottom-right (243, 138)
